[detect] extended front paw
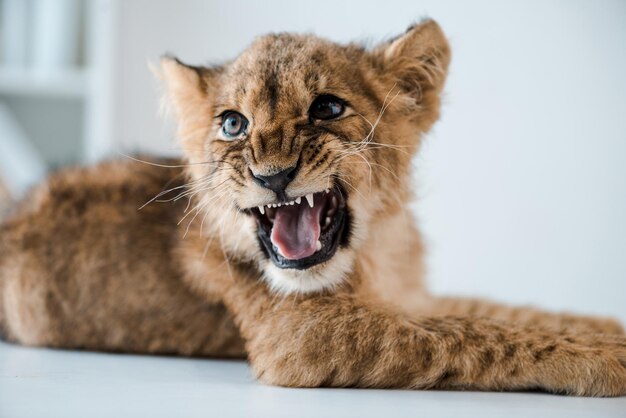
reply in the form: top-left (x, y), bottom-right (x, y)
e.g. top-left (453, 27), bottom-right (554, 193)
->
top-left (251, 355), bottom-right (334, 388)
top-left (539, 336), bottom-right (626, 396)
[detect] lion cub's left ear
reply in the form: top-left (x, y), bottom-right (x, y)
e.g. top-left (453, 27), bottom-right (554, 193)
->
top-left (375, 19), bottom-right (451, 105)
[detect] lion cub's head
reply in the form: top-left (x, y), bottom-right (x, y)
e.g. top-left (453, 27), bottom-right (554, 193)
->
top-left (162, 20), bottom-right (450, 294)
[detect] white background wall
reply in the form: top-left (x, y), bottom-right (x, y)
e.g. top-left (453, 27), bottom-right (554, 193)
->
top-left (106, 0), bottom-right (626, 322)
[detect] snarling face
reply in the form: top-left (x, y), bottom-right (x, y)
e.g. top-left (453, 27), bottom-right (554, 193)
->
top-left (162, 20), bottom-right (449, 294)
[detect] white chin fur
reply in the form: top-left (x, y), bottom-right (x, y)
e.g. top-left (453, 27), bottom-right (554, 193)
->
top-left (262, 250), bottom-right (354, 295)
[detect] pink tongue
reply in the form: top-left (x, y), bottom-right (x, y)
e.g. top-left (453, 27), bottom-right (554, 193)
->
top-left (270, 201), bottom-right (324, 260)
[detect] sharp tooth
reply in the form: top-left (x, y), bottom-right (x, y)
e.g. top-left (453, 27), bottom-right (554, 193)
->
top-left (289, 201), bottom-right (294, 205)
top-left (326, 188), bottom-right (330, 194)
top-left (315, 240), bottom-right (322, 251)
top-left (305, 193), bottom-right (314, 208)
top-left (258, 206), bottom-right (265, 215)
top-left (325, 216), bottom-right (331, 227)
top-left (295, 197), bottom-right (301, 204)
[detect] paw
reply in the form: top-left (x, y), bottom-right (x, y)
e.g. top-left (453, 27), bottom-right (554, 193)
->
top-left (548, 335), bottom-right (626, 396)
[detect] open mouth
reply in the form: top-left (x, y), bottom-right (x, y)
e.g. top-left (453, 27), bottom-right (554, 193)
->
top-left (250, 186), bottom-right (349, 270)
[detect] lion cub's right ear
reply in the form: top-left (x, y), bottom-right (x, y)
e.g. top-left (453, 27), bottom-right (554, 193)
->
top-left (158, 57), bottom-right (223, 149)
top-left (158, 56), bottom-right (219, 120)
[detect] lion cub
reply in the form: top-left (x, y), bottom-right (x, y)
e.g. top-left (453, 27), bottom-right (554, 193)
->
top-left (1, 20), bottom-right (624, 396)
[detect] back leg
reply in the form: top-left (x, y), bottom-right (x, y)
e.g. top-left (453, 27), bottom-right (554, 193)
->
top-left (0, 158), bottom-right (246, 357)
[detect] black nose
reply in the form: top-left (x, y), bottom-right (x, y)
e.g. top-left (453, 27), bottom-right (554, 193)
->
top-left (252, 166), bottom-right (298, 198)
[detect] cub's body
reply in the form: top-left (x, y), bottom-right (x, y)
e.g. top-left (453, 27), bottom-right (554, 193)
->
top-left (0, 160), bottom-right (243, 356)
top-left (0, 158), bottom-right (429, 355)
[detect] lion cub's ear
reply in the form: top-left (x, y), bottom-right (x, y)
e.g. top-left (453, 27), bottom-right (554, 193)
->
top-left (375, 19), bottom-right (451, 104)
top-left (158, 57), bottom-right (222, 148)
top-left (159, 56), bottom-right (222, 119)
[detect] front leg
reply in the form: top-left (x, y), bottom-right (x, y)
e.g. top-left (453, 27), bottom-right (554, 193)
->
top-left (224, 282), bottom-right (626, 396)
top-left (421, 296), bottom-right (624, 335)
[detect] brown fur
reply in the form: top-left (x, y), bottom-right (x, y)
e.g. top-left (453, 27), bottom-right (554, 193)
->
top-left (0, 159), bottom-right (244, 356)
top-left (1, 20), bottom-right (624, 396)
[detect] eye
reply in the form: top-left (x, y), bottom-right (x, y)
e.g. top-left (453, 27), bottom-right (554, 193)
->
top-left (309, 95), bottom-right (345, 120)
top-left (221, 111), bottom-right (248, 139)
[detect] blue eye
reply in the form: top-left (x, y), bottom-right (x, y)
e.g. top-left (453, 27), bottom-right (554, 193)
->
top-left (222, 111), bottom-right (248, 139)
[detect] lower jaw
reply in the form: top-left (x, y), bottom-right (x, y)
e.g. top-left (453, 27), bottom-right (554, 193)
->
top-left (262, 252), bottom-right (354, 295)
top-left (256, 206), bottom-right (348, 270)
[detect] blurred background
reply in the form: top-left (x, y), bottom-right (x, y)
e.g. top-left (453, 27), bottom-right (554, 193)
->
top-left (0, 0), bottom-right (624, 321)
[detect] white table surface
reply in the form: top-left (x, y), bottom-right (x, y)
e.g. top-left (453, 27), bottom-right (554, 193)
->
top-left (1, 341), bottom-right (624, 418)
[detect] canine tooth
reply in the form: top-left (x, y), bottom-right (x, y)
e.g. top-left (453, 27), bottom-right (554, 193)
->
top-left (316, 240), bottom-right (322, 251)
top-left (325, 216), bottom-right (331, 226)
top-left (326, 188), bottom-right (330, 194)
top-left (258, 206), bottom-right (265, 215)
top-left (295, 197), bottom-right (301, 204)
top-left (305, 193), bottom-right (314, 208)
